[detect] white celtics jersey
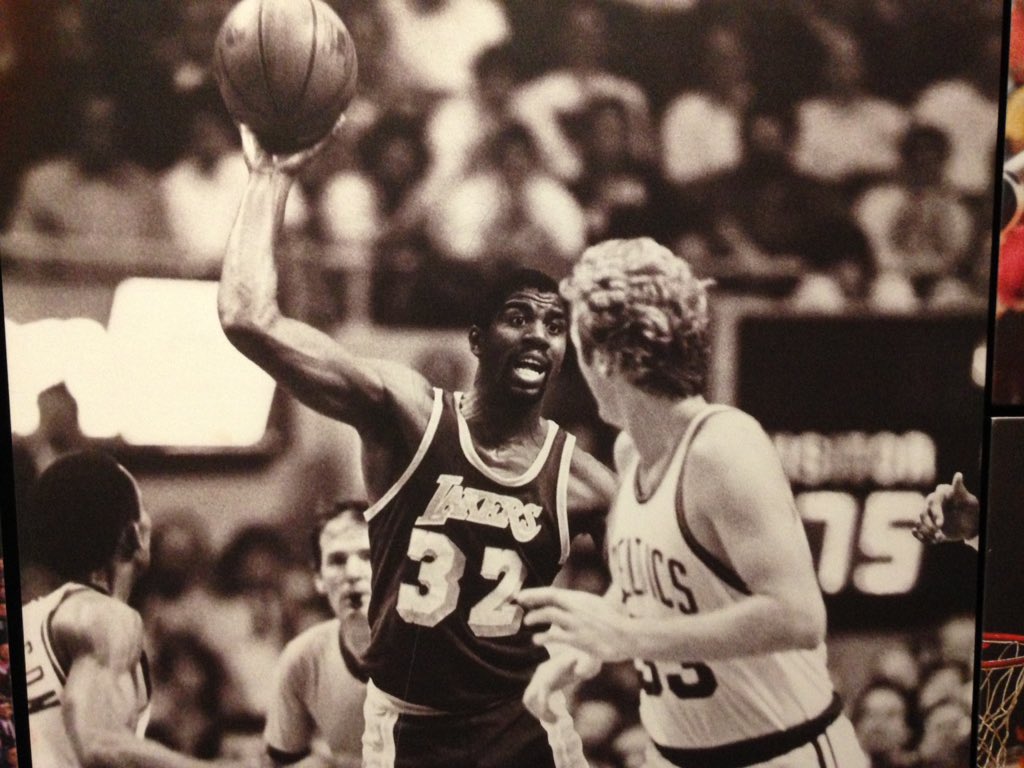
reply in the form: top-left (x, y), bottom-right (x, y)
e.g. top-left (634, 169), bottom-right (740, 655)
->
top-left (607, 405), bottom-right (836, 755)
top-left (23, 584), bottom-right (152, 768)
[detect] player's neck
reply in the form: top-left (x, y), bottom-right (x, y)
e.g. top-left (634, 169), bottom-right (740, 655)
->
top-left (625, 392), bottom-right (707, 470)
top-left (459, 388), bottom-right (544, 447)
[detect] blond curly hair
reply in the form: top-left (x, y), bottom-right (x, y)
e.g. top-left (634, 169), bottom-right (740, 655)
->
top-left (561, 238), bottom-right (712, 398)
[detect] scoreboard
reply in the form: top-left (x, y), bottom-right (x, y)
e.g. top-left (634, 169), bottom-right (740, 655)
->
top-left (714, 299), bottom-right (985, 631)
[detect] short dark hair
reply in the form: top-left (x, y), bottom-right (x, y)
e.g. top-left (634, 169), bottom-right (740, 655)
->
top-left (899, 124), bottom-right (951, 163)
top-left (26, 451), bottom-right (141, 582)
top-left (310, 499), bottom-right (368, 568)
top-left (471, 268), bottom-right (562, 330)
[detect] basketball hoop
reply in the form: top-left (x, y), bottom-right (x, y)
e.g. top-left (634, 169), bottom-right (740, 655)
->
top-left (980, 633), bottom-right (1024, 768)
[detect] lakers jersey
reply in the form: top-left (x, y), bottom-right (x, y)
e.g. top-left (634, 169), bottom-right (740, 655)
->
top-left (608, 405), bottom-right (838, 756)
top-left (23, 584), bottom-right (152, 768)
top-left (363, 389), bottom-right (574, 710)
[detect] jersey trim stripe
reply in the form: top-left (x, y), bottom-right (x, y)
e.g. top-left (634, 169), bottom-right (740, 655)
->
top-left (678, 525), bottom-right (750, 596)
top-left (454, 391), bottom-right (558, 487)
top-left (556, 433), bottom-right (575, 565)
top-left (674, 406), bottom-right (751, 595)
top-left (364, 388), bottom-right (445, 523)
top-left (651, 692), bottom-right (842, 768)
top-left (812, 737), bottom-right (827, 768)
top-left (822, 730), bottom-right (839, 768)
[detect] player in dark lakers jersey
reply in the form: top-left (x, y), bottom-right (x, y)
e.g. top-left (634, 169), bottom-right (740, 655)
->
top-left (20, 451), bottom-right (244, 768)
top-left (219, 124), bottom-right (614, 768)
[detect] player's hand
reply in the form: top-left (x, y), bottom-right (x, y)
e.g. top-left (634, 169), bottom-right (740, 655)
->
top-left (518, 587), bottom-right (632, 663)
top-left (523, 648), bottom-right (601, 723)
top-left (240, 116), bottom-right (346, 175)
top-left (914, 472), bottom-right (980, 544)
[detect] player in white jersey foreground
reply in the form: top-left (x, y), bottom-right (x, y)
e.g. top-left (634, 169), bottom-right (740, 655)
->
top-left (263, 501), bottom-right (371, 767)
top-left (20, 450), bottom-right (247, 768)
top-left (517, 238), bottom-right (869, 768)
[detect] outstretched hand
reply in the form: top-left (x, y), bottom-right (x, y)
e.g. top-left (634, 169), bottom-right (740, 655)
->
top-left (517, 587), bottom-right (633, 663)
top-left (523, 650), bottom-right (601, 723)
top-left (914, 472), bottom-right (979, 544)
top-left (239, 116), bottom-right (346, 175)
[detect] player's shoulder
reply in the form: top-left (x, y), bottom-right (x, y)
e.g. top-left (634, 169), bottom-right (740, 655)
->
top-left (51, 590), bottom-right (143, 667)
top-left (689, 408), bottom-right (772, 466)
top-left (279, 619), bottom-right (341, 675)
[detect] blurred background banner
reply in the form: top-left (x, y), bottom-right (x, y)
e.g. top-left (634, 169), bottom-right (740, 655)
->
top-left (0, 0), bottom-right (1001, 766)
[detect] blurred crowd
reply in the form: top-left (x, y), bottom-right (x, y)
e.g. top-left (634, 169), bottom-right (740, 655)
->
top-left (1, 1), bottom-right (997, 766)
top-left (0, 0), bottom-right (1001, 324)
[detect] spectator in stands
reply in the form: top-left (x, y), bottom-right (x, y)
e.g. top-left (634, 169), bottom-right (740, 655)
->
top-left (147, 632), bottom-right (228, 758)
top-left (574, 697), bottom-right (623, 768)
top-left (854, 124), bottom-right (974, 310)
top-left (23, 382), bottom-right (90, 474)
top-left (132, 509), bottom-right (219, 646)
top-left (611, 724), bottom-right (650, 768)
top-left (377, 0), bottom-right (509, 103)
top-left (916, 662), bottom-right (970, 713)
top-left (7, 90), bottom-right (169, 241)
top-left (659, 23), bottom-right (752, 190)
top-left (0, 701), bottom-right (14, 753)
top-left (851, 680), bottom-right (917, 768)
top-left (426, 122), bottom-right (586, 278)
top-left (792, 24), bottom-right (909, 194)
top-left (511, 0), bottom-right (654, 184)
top-left (204, 525), bottom-right (294, 719)
top-left (915, 698), bottom-right (972, 768)
top-left (912, 32), bottom-right (1001, 200)
top-left (870, 643), bottom-right (923, 695)
top-left (419, 42), bottom-right (522, 210)
top-left (162, 96), bottom-right (307, 266)
top-left (572, 97), bottom-right (667, 244)
top-left (319, 112), bottom-right (432, 322)
top-left (679, 104), bottom-right (870, 307)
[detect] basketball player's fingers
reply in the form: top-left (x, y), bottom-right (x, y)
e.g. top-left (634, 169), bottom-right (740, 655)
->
top-left (516, 586), bottom-right (572, 610)
top-left (523, 606), bottom-right (577, 631)
top-left (926, 495), bottom-right (946, 528)
top-left (533, 627), bottom-right (573, 648)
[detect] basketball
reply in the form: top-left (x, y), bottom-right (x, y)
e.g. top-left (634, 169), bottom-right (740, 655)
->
top-left (214, 0), bottom-right (358, 154)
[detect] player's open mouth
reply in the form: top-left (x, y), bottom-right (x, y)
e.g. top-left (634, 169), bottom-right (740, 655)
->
top-left (512, 354), bottom-right (548, 385)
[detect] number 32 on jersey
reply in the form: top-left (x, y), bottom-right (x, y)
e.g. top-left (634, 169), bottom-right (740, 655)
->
top-left (396, 528), bottom-right (527, 637)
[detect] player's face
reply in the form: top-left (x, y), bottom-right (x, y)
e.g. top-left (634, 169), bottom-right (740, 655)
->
top-left (316, 515), bottom-right (371, 618)
top-left (474, 289), bottom-right (567, 402)
top-left (570, 310), bottom-right (625, 428)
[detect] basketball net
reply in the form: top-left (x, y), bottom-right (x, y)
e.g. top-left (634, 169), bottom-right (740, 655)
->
top-left (980, 634), bottom-right (1024, 768)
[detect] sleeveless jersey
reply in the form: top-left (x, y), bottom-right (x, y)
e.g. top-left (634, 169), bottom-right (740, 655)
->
top-left (363, 389), bottom-right (574, 710)
top-left (23, 584), bottom-right (152, 768)
top-left (608, 405), bottom-right (836, 753)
